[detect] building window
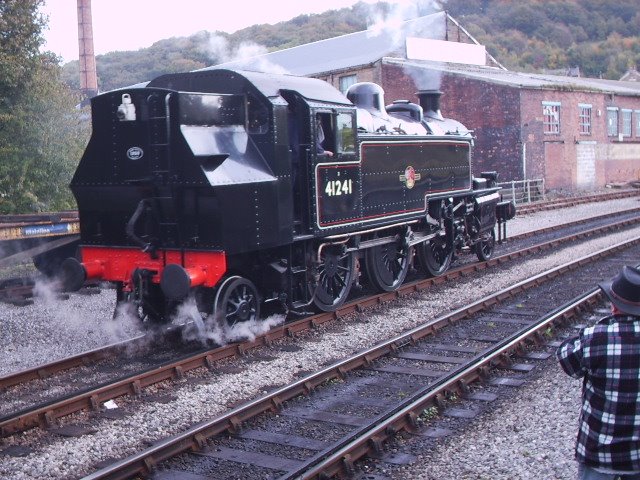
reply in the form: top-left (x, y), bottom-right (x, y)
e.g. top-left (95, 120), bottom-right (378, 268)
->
top-left (339, 75), bottom-right (357, 94)
top-left (578, 104), bottom-right (592, 135)
top-left (622, 109), bottom-right (632, 137)
top-left (542, 101), bottom-right (560, 134)
top-left (635, 110), bottom-right (640, 137)
top-left (607, 107), bottom-right (619, 137)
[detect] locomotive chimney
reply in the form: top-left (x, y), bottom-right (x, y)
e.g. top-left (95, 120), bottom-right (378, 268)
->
top-left (77, 0), bottom-right (98, 99)
top-left (416, 90), bottom-right (444, 121)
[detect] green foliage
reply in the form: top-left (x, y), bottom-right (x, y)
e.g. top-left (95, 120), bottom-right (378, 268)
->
top-left (58, 0), bottom-right (640, 93)
top-left (0, 0), bottom-right (45, 104)
top-left (62, 2), bottom-right (379, 92)
top-left (0, 0), bottom-right (89, 213)
top-left (443, 0), bottom-right (640, 78)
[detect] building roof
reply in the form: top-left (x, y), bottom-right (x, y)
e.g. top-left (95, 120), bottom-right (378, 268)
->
top-left (620, 68), bottom-right (640, 82)
top-left (390, 58), bottom-right (640, 96)
top-left (204, 11), bottom-right (640, 98)
top-left (205, 12), bottom-right (453, 76)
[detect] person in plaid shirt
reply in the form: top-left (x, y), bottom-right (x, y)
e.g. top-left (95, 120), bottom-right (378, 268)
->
top-left (557, 265), bottom-right (640, 480)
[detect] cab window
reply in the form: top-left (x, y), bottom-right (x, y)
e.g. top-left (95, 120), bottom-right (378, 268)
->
top-left (336, 112), bottom-right (355, 154)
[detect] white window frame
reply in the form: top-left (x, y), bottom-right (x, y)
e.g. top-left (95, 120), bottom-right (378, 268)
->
top-left (607, 107), bottom-right (619, 137)
top-left (578, 103), bottom-right (592, 135)
top-left (542, 101), bottom-right (560, 135)
top-left (635, 110), bottom-right (640, 137)
top-left (622, 109), bottom-right (632, 137)
top-left (338, 74), bottom-right (357, 95)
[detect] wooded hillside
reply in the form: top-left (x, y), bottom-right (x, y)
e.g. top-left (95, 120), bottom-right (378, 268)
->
top-left (61, 0), bottom-right (640, 92)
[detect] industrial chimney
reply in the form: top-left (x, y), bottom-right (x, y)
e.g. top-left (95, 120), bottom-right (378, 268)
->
top-left (77, 0), bottom-right (98, 98)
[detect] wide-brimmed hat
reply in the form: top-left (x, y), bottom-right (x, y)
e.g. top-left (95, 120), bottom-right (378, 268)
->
top-left (599, 266), bottom-right (640, 316)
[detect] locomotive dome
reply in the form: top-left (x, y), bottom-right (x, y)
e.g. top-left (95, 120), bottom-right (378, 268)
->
top-left (346, 82), bottom-right (388, 118)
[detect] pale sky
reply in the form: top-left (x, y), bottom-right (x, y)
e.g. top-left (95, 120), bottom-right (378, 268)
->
top-left (40, 0), bottom-right (395, 63)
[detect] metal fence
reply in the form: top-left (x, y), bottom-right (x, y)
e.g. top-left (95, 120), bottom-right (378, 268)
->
top-left (497, 179), bottom-right (545, 205)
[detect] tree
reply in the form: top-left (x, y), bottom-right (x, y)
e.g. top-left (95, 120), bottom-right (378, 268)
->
top-left (0, 0), bottom-right (45, 103)
top-left (0, 0), bottom-right (90, 213)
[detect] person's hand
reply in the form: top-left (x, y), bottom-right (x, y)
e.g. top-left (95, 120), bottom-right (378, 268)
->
top-left (325, 150), bottom-right (334, 157)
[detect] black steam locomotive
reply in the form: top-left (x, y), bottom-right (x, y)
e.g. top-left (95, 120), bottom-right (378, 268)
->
top-left (62, 68), bottom-right (515, 325)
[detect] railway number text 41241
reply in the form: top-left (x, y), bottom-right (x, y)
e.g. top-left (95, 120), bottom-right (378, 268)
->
top-left (324, 179), bottom-right (353, 196)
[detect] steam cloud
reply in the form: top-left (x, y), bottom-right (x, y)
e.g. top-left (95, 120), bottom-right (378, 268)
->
top-left (364, 0), bottom-right (446, 94)
top-left (203, 34), bottom-right (290, 75)
top-left (176, 296), bottom-right (285, 345)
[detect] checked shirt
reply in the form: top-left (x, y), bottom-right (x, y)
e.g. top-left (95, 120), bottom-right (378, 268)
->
top-left (557, 314), bottom-right (640, 472)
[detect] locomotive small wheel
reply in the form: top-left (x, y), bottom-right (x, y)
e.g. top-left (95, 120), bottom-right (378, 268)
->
top-left (475, 229), bottom-right (496, 262)
top-left (313, 248), bottom-right (355, 312)
top-left (216, 277), bottom-right (260, 327)
top-left (113, 277), bottom-right (171, 326)
top-left (417, 237), bottom-right (453, 277)
top-left (365, 238), bottom-right (412, 292)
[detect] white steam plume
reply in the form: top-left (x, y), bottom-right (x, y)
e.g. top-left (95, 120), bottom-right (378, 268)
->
top-left (176, 295), bottom-right (285, 346)
top-left (204, 34), bottom-right (290, 75)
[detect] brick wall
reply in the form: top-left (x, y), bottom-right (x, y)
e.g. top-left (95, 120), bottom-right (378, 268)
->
top-left (380, 64), bottom-right (523, 181)
top-left (316, 65), bottom-right (380, 93)
top-left (317, 62), bottom-right (640, 190)
top-left (520, 89), bottom-right (640, 189)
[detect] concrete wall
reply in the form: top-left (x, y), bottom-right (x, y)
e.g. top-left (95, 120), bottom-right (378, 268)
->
top-left (596, 143), bottom-right (640, 185)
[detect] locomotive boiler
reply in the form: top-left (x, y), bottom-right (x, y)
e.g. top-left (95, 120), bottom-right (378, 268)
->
top-left (61, 68), bottom-right (515, 326)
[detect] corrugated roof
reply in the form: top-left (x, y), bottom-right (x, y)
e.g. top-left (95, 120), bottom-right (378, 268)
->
top-left (389, 58), bottom-right (640, 96)
top-left (204, 12), bottom-right (447, 76)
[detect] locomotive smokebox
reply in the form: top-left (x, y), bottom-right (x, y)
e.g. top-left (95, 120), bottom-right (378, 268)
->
top-left (416, 90), bottom-right (444, 121)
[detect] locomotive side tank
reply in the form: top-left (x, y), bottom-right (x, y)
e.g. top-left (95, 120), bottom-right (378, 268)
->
top-left (62, 69), bottom-right (514, 325)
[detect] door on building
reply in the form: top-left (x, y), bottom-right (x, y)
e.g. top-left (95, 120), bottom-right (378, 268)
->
top-left (575, 142), bottom-right (596, 189)
top-left (544, 142), bottom-right (571, 189)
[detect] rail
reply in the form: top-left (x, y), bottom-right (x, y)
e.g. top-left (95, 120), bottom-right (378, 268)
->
top-left (80, 235), bottom-right (640, 480)
top-left (4, 211), bottom-right (640, 438)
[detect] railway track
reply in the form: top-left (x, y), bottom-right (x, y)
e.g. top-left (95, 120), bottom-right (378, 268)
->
top-left (515, 188), bottom-right (640, 215)
top-left (80, 235), bottom-right (640, 479)
top-left (0, 209), bottom-right (640, 437)
top-left (0, 205), bottom-right (639, 477)
top-left (1, 208), bottom-right (639, 438)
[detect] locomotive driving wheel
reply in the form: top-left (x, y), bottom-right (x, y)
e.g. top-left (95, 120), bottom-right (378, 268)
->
top-left (417, 236), bottom-right (453, 277)
top-left (365, 236), bottom-right (412, 292)
top-left (215, 276), bottom-right (260, 327)
top-left (313, 247), bottom-right (355, 312)
top-left (475, 229), bottom-right (496, 262)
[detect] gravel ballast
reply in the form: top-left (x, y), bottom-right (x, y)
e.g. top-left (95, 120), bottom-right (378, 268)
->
top-left (392, 350), bottom-right (582, 479)
top-left (0, 195), bottom-right (639, 479)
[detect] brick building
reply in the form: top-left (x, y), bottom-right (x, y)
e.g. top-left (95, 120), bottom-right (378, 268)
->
top-left (214, 12), bottom-right (640, 190)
